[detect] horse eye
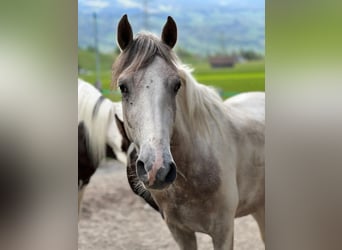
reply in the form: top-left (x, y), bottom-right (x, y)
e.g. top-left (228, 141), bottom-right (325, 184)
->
top-left (119, 84), bottom-right (129, 95)
top-left (174, 81), bottom-right (181, 93)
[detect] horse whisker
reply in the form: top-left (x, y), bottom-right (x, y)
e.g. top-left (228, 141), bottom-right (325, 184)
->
top-left (176, 169), bottom-right (187, 181)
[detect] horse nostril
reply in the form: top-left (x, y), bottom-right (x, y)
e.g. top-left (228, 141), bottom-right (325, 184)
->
top-left (164, 162), bottom-right (177, 183)
top-left (136, 160), bottom-right (147, 177)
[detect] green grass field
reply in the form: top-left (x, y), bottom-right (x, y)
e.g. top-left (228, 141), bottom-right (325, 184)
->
top-left (79, 49), bottom-right (264, 102)
top-left (191, 60), bottom-right (264, 98)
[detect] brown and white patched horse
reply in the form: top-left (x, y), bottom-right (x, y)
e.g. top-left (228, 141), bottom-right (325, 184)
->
top-left (112, 15), bottom-right (265, 250)
top-left (78, 79), bottom-right (158, 215)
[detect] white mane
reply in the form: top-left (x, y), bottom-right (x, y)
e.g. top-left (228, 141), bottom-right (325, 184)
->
top-left (78, 79), bottom-right (116, 165)
top-left (176, 65), bottom-right (229, 143)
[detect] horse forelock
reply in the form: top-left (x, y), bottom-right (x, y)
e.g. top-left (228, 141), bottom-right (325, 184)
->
top-left (112, 32), bottom-right (179, 88)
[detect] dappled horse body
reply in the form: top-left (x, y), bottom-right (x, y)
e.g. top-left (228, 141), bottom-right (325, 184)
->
top-left (113, 15), bottom-right (265, 249)
top-left (78, 79), bottom-right (159, 215)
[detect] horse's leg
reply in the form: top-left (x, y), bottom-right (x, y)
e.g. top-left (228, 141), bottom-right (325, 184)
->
top-left (212, 186), bottom-right (239, 249)
top-left (167, 223), bottom-right (197, 250)
top-left (252, 205), bottom-right (265, 242)
top-left (211, 215), bottom-right (235, 250)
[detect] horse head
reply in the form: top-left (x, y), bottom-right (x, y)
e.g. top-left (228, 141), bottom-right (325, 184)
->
top-left (113, 15), bottom-right (181, 190)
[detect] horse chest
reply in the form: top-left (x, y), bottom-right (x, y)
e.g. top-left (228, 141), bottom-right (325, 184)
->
top-left (154, 188), bottom-right (219, 232)
top-left (152, 159), bottom-right (221, 232)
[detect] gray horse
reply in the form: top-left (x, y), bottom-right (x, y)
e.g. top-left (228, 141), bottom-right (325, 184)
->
top-left (112, 15), bottom-right (265, 250)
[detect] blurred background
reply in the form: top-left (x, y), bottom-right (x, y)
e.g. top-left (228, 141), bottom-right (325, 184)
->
top-left (78, 0), bottom-right (265, 101)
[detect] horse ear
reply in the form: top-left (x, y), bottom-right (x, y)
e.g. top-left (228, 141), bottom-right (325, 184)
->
top-left (161, 16), bottom-right (177, 49)
top-left (117, 14), bottom-right (133, 51)
top-left (114, 114), bottom-right (131, 152)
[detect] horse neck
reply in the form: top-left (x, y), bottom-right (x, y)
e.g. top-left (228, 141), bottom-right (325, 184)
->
top-left (171, 111), bottom-right (223, 187)
top-left (175, 67), bottom-right (228, 147)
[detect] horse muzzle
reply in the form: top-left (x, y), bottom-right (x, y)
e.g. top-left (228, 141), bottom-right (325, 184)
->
top-left (136, 154), bottom-right (177, 190)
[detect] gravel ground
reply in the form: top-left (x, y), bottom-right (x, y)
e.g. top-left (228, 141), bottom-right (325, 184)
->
top-left (78, 160), bottom-right (264, 250)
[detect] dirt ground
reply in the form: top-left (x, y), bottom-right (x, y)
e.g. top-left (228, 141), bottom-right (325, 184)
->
top-left (78, 160), bottom-right (264, 250)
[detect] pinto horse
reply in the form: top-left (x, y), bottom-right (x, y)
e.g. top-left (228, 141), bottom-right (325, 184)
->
top-left (78, 79), bottom-right (159, 214)
top-left (112, 15), bottom-right (265, 249)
